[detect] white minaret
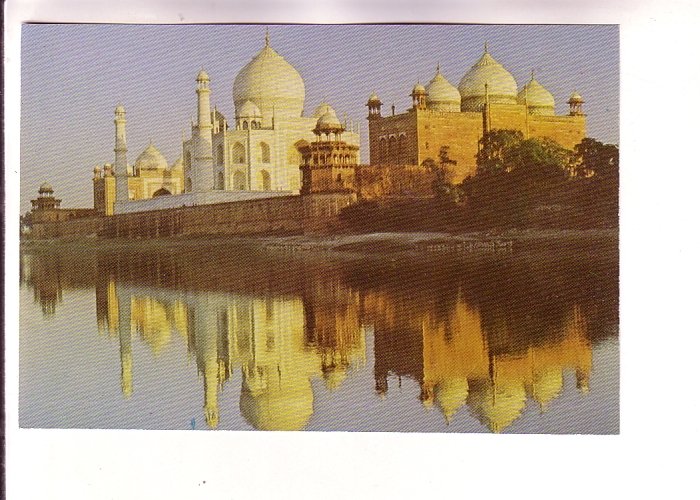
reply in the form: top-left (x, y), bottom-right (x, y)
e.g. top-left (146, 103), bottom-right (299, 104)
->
top-left (114, 104), bottom-right (129, 202)
top-left (192, 70), bottom-right (215, 192)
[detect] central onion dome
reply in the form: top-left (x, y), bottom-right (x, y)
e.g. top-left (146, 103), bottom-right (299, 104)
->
top-left (459, 46), bottom-right (518, 111)
top-left (233, 34), bottom-right (305, 125)
top-left (134, 143), bottom-right (168, 173)
top-left (426, 66), bottom-right (461, 112)
top-left (517, 75), bottom-right (555, 115)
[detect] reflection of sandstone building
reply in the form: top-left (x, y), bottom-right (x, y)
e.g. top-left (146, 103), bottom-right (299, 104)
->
top-left (367, 46), bottom-right (586, 181)
top-left (368, 286), bottom-right (592, 432)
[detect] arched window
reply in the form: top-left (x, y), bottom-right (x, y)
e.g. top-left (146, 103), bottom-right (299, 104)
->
top-left (152, 187), bottom-right (171, 197)
top-left (232, 143), bottom-right (245, 164)
top-left (260, 142), bottom-right (270, 163)
top-left (217, 144), bottom-right (224, 165)
top-left (232, 171), bottom-right (246, 191)
top-left (398, 134), bottom-right (407, 165)
top-left (217, 172), bottom-right (225, 190)
top-left (388, 136), bottom-right (398, 164)
top-left (243, 121), bottom-right (249, 130)
top-left (260, 170), bottom-right (271, 191)
top-left (379, 137), bottom-right (388, 163)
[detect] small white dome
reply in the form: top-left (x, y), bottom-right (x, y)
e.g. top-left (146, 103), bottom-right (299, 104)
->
top-left (196, 69), bottom-right (210, 81)
top-left (426, 68), bottom-right (461, 112)
top-left (115, 104), bottom-right (125, 114)
top-left (315, 108), bottom-right (343, 133)
top-left (459, 49), bottom-right (518, 111)
top-left (237, 100), bottom-right (262, 119)
top-left (39, 182), bottom-right (53, 193)
top-left (568, 91), bottom-right (583, 102)
top-left (412, 82), bottom-right (426, 94)
top-left (134, 143), bottom-right (168, 172)
top-left (517, 77), bottom-right (555, 115)
top-left (312, 102), bottom-right (335, 119)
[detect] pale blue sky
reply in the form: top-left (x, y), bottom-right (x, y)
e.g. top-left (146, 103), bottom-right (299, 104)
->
top-left (20, 24), bottom-right (618, 209)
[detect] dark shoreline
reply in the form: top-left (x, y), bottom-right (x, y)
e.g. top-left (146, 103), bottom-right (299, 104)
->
top-left (20, 228), bottom-right (617, 253)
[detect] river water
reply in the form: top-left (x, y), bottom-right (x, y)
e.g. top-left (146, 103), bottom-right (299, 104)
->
top-left (19, 241), bottom-right (618, 433)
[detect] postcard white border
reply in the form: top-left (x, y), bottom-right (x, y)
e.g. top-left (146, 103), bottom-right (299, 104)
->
top-left (5, 1), bottom-right (700, 498)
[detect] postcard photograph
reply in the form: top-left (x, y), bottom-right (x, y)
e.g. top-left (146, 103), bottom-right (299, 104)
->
top-left (18, 23), bottom-right (619, 433)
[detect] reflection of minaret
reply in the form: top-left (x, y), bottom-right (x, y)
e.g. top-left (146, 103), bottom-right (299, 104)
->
top-left (96, 276), bottom-right (120, 336)
top-left (191, 293), bottom-right (222, 429)
top-left (117, 287), bottom-right (132, 398)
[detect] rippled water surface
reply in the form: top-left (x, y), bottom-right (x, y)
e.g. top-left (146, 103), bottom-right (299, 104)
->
top-left (19, 241), bottom-right (618, 433)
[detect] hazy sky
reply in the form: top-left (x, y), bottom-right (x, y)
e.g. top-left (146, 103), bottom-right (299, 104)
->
top-left (20, 24), bottom-right (618, 209)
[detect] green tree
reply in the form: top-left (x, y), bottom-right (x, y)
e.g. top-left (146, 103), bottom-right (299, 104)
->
top-left (476, 129), bottom-right (524, 175)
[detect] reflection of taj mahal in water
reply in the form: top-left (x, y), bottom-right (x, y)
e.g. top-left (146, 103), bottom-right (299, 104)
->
top-left (15, 252), bottom-right (601, 432)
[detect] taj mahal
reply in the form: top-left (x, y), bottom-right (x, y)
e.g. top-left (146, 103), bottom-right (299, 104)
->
top-left (92, 31), bottom-right (361, 216)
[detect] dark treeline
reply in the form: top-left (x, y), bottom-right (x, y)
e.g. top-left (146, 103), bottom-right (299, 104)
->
top-left (340, 132), bottom-right (619, 232)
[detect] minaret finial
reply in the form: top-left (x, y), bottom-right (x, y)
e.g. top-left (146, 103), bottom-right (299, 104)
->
top-left (531, 69), bottom-right (535, 81)
top-left (484, 41), bottom-right (488, 53)
top-left (265, 27), bottom-right (270, 47)
top-left (436, 62), bottom-right (440, 73)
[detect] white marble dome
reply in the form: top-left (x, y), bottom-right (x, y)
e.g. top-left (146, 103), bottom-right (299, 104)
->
top-left (517, 77), bottom-right (555, 115)
top-left (426, 68), bottom-right (461, 112)
top-left (312, 102), bottom-right (334, 119)
top-left (233, 37), bottom-right (305, 123)
top-left (459, 49), bottom-right (518, 111)
top-left (315, 107), bottom-right (343, 133)
top-left (237, 100), bottom-right (262, 119)
top-left (134, 143), bottom-right (168, 172)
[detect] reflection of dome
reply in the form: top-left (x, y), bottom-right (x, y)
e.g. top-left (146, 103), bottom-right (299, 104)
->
top-left (237, 100), bottom-right (262, 119)
top-left (312, 102), bottom-right (334, 119)
top-left (239, 380), bottom-right (314, 431)
top-left (530, 368), bottom-right (563, 412)
top-left (426, 68), bottom-right (461, 112)
top-left (469, 379), bottom-right (527, 433)
top-left (233, 36), bottom-right (305, 122)
top-left (435, 378), bottom-right (469, 423)
top-left (459, 48), bottom-right (518, 111)
top-left (517, 77), bottom-right (555, 115)
top-left (134, 143), bottom-right (168, 172)
top-left (322, 366), bottom-right (348, 392)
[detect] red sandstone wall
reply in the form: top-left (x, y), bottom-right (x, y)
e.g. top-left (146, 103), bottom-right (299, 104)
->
top-left (28, 194), bottom-right (356, 240)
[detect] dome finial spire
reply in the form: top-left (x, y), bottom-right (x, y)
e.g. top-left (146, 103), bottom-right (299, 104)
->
top-left (265, 27), bottom-right (270, 47)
